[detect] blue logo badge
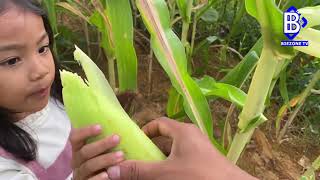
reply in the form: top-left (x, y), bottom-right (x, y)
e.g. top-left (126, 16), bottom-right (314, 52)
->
top-left (281, 6), bottom-right (309, 47)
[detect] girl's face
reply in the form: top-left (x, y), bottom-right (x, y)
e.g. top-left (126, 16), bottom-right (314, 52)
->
top-left (0, 5), bottom-right (55, 117)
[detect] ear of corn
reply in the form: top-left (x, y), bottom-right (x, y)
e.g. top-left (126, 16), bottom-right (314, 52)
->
top-left (60, 46), bottom-right (165, 161)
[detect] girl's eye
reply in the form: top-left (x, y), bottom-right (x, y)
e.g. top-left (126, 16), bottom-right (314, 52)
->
top-left (38, 45), bottom-right (50, 54)
top-left (0, 57), bottom-right (21, 66)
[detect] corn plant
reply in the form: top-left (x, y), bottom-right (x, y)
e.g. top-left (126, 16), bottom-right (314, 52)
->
top-left (58, 0), bottom-right (138, 92)
top-left (135, 0), bottom-right (216, 147)
top-left (227, 1), bottom-right (320, 163)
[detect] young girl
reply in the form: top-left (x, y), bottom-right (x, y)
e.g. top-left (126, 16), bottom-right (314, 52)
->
top-left (0, 0), bottom-right (124, 179)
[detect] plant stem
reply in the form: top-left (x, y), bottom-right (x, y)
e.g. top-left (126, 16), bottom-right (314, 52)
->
top-left (227, 128), bottom-right (255, 163)
top-left (190, 17), bottom-right (197, 57)
top-left (223, 103), bottom-right (235, 150)
top-left (189, 13), bottom-right (198, 69)
top-left (147, 46), bottom-right (154, 97)
top-left (130, 0), bottom-right (138, 27)
top-left (108, 56), bottom-right (116, 91)
top-left (181, 21), bottom-right (190, 45)
top-left (227, 47), bottom-right (279, 163)
top-left (83, 20), bottom-right (91, 57)
top-left (169, 0), bottom-right (176, 24)
top-left (277, 70), bottom-right (320, 142)
top-left (103, 48), bottom-right (116, 91)
top-left (181, 21), bottom-right (192, 72)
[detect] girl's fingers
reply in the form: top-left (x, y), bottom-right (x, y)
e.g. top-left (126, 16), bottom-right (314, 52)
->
top-left (88, 172), bottom-right (110, 180)
top-left (75, 135), bottom-right (120, 166)
top-left (70, 125), bottom-right (102, 151)
top-left (79, 151), bottom-right (125, 178)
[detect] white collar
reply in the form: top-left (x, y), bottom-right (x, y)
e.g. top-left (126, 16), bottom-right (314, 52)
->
top-left (15, 99), bottom-right (51, 130)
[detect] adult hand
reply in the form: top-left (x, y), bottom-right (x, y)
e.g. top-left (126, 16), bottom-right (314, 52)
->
top-left (106, 118), bottom-right (257, 180)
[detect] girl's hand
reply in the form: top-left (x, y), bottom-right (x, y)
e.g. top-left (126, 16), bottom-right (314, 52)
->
top-left (70, 125), bottom-right (124, 180)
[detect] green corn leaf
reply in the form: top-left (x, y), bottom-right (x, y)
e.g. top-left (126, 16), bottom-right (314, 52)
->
top-left (197, 76), bottom-right (246, 107)
top-left (43, 0), bottom-right (58, 35)
top-left (167, 38), bottom-right (262, 120)
top-left (89, 11), bottom-right (115, 59)
top-left (246, 0), bottom-right (320, 59)
top-left (103, 0), bottom-right (138, 92)
top-left (60, 0), bottom-right (138, 92)
top-left (283, 0), bottom-right (315, 10)
top-left (136, 0), bottom-right (213, 138)
top-left (245, 0), bottom-right (295, 59)
top-left (221, 38), bottom-right (263, 87)
top-left (200, 7), bottom-right (219, 23)
top-left (299, 6), bottom-right (320, 28)
top-left (57, 2), bottom-right (89, 22)
top-left (196, 76), bottom-right (267, 123)
top-left (166, 87), bottom-right (184, 119)
top-left (176, 0), bottom-right (193, 23)
top-left (60, 46), bottom-right (165, 161)
top-left (295, 28), bottom-right (320, 58)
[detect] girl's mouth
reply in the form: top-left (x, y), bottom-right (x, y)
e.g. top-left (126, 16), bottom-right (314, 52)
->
top-left (30, 86), bottom-right (50, 98)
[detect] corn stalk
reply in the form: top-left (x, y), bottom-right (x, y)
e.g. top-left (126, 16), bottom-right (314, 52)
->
top-left (227, 0), bottom-right (320, 163)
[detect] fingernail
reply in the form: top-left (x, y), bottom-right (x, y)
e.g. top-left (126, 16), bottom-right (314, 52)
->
top-left (115, 151), bottom-right (123, 158)
top-left (107, 166), bottom-right (120, 179)
top-left (94, 125), bottom-right (102, 131)
top-left (101, 172), bottom-right (109, 179)
top-left (112, 135), bottom-right (120, 143)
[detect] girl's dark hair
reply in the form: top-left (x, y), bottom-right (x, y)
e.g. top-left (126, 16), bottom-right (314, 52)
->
top-left (0, 0), bottom-right (62, 161)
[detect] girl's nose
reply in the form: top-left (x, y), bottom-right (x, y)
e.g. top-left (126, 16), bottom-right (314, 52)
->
top-left (29, 55), bottom-right (49, 81)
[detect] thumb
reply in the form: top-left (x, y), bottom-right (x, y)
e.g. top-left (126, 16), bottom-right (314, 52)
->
top-left (107, 160), bottom-right (159, 180)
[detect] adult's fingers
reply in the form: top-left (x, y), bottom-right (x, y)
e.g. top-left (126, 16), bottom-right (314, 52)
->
top-left (142, 117), bottom-right (186, 139)
top-left (88, 171), bottom-right (110, 180)
top-left (74, 135), bottom-right (120, 167)
top-left (79, 151), bottom-right (125, 178)
top-left (70, 125), bottom-right (102, 151)
top-left (107, 160), bottom-right (163, 180)
top-left (152, 136), bottom-right (172, 156)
